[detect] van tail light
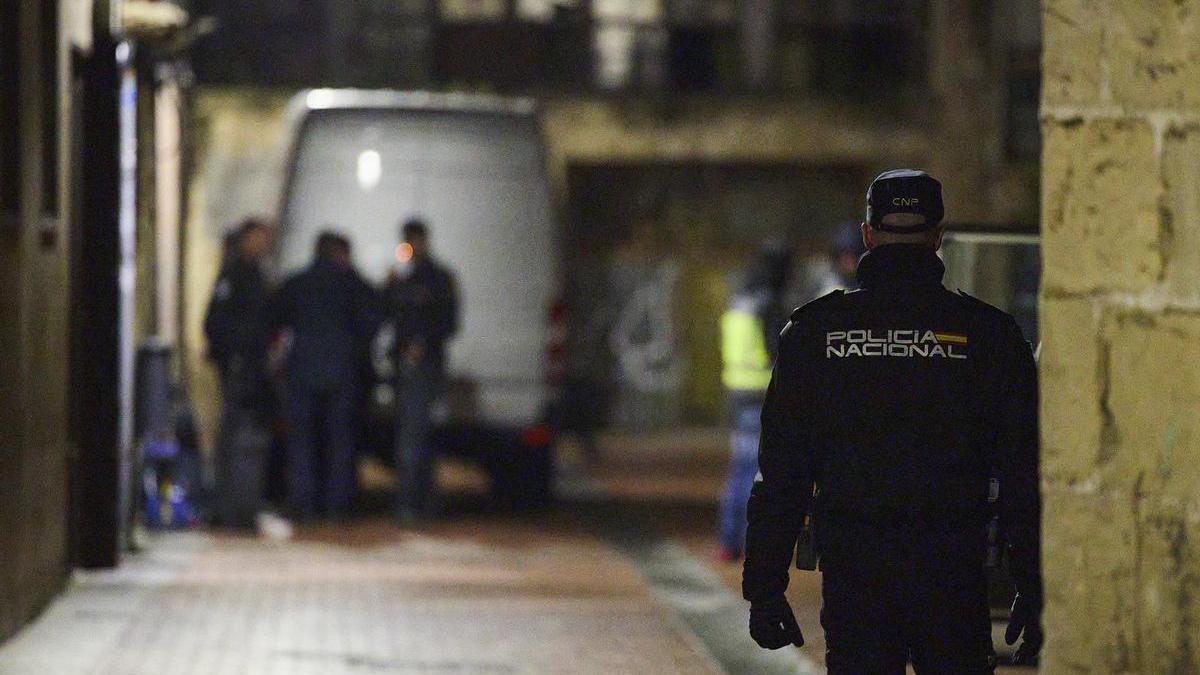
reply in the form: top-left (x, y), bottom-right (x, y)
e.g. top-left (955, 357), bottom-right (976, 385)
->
top-left (546, 299), bottom-right (567, 386)
top-left (521, 425), bottom-right (553, 449)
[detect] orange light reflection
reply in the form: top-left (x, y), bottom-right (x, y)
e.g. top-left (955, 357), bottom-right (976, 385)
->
top-left (395, 242), bottom-right (413, 263)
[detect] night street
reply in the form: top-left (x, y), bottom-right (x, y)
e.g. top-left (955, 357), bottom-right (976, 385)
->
top-left (1, 434), bottom-right (1032, 674)
top-left (5, 1), bottom-right (1200, 671)
top-left (0, 435), bottom-right (809, 674)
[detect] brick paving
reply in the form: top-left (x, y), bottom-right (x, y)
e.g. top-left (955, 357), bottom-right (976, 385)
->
top-left (589, 430), bottom-right (830, 668)
top-left (0, 517), bottom-right (720, 675)
top-left (592, 429), bottom-right (1031, 674)
top-left (0, 431), bottom-right (1031, 674)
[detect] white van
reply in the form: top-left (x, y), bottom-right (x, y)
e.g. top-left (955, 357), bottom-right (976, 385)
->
top-left (276, 90), bottom-right (560, 506)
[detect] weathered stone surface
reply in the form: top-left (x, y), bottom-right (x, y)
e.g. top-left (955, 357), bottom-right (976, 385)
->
top-left (1042, 0), bottom-right (1106, 106)
top-left (1042, 4), bottom-right (1200, 670)
top-left (1109, 2), bottom-right (1200, 111)
top-left (1041, 119), bottom-right (1163, 294)
top-left (1105, 311), bottom-right (1200, 497)
top-left (1135, 498), bottom-right (1200, 675)
top-left (1041, 485), bottom-right (1140, 673)
top-left (1039, 297), bottom-right (1104, 484)
top-left (1162, 125), bottom-right (1200, 302)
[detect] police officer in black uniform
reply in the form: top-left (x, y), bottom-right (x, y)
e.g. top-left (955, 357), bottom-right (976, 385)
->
top-left (742, 170), bottom-right (1042, 673)
top-left (384, 218), bottom-right (460, 519)
top-left (204, 218), bottom-right (275, 527)
top-left (271, 232), bottom-right (383, 521)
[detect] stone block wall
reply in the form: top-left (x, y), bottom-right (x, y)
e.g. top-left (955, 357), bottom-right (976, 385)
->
top-left (1041, 1), bottom-right (1200, 671)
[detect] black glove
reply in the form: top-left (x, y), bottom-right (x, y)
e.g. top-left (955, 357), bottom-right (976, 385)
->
top-left (1005, 592), bottom-right (1044, 666)
top-left (749, 595), bottom-right (805, 650)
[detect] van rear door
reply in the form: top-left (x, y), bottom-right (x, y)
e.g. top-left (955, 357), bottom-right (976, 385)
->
top-left (279, 95), bottom-right (557, 428)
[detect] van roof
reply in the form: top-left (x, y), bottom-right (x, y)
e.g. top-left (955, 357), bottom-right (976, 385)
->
top-left (295, 89), bottom-right (537, 117)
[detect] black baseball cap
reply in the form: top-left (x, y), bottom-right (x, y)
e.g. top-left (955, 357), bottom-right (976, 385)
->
top-left (865, 169), bottom-right (944, 232)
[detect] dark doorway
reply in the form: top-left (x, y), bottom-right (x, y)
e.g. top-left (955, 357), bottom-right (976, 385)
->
top-left (70, 40), bottom-right (123, 569)
top-left (563, 162), bottom-right (863, 429)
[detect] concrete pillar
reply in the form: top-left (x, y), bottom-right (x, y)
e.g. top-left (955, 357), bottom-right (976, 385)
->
top-left (155, 77), bottom-right (182, 344)
top-left (1040, 1), bottom-right (1200, 671)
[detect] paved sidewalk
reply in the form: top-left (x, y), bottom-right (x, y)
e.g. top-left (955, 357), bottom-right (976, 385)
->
top-left (586, 430), bottom-right (829, 669)
top-left (0, 519), bottom-right (722, 675)
top-left (591, 429), bottom-right (1031, 675)
top-left (0, 431), bottom-right (1029, 674)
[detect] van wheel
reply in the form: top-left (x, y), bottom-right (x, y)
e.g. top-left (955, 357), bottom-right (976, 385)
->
top-left (520, 449), bottom-right (555, 510)
top-left (492, 445), bottom-right (554, 511)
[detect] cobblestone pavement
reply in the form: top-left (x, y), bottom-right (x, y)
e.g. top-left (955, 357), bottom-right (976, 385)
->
top-left (0, 431), bottom-right (1026, 674)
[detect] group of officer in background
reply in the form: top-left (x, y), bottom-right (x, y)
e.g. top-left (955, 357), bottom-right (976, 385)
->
top-left (204, 169), bottom-right (1042, 672)
top-left (204, 218), bottom-right (458, 527)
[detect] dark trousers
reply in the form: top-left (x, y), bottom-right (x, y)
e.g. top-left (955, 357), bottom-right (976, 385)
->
top-left (283, 376), bottom-right (358, 520)
top-left (394, 362), bottom-right (440, 514)
top-left (820, 535), bottom-right (995, 674)
top-left (214, 367), bottom-right (269, 527)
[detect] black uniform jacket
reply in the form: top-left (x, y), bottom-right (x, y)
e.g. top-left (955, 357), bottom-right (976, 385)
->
top-left (383, 258), bottom-right (459, 372)
top-left (743, 244), bottom-right (1040, 603)
top-left (204, 255), bottom-right (270, 374)
top-left (271, 259), bottom-right (384, 389)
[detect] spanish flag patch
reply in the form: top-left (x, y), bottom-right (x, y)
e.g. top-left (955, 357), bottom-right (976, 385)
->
top-left (934, 332), bottom-right (969, 345)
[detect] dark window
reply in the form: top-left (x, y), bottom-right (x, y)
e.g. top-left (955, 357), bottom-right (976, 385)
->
top-left (365, 0), bottom-right (430, 15)
top-left (434, 16), bottom-right (591, 93)
top-left (666, 0), bottom-right (736, 26)
top-left (187, 0), bottom-right (934, 96)
top-left (0, 0), bottom-right (20, 225)
top-left (42, 0), bottom-right (59, 215)
top-left (193, 0), bottom-right (331, 86)
top-left (434, 24), bottom-right (523, 89)
top-left (781, 0), bottom-right (928, 100)
top-left (539, 6), bottom-right (591, 90)
top-left (343, 0), bottom-right (434, 87)
top-left (1002, 0), bottom-right (1042, 160)
top-left (1005, 60), bottom-right (1041, 160)
top-left (667, 28), bottom-right (718, 92)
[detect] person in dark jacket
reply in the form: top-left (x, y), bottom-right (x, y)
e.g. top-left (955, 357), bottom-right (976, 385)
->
top-left (383, 218), bottom-right (460, 519)
top-left (742, 170), bottom-right (1042, 672)
top-left (204, 218), bottom-right (275, 527)
top-left (271, 232), bottom-right (383, 521)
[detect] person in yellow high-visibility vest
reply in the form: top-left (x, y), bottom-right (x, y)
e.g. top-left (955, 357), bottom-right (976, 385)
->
top-left (716, 241), bottom-right (794, 561)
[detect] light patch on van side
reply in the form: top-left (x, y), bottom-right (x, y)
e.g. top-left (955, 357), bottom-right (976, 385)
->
top-left (357, 150), bottom-right (382, 191)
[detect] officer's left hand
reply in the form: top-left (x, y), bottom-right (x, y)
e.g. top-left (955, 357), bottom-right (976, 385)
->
top-left (749, 595), bottom-right (805, 650)
top-left (1005, 592), bottom-right (1043, 666)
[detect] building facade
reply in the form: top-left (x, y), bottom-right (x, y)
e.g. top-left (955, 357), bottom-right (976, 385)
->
top-left (1, 0), bottom-right (89, 641)
top-left (182, 0), bottom-right (1042, 431)
top-left (0, 0), bottom-right (193, 641)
